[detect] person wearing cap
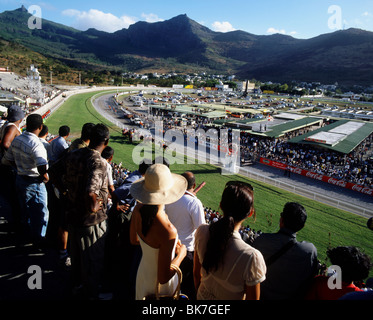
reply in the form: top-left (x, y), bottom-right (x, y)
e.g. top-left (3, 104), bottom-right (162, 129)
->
top-left (0, 105), bottom-right (25, 230)
top-left (252, 202), bottom-right (319, 300)
top-left (129, 164), bottom-right (188, 300)
top-left (0, 105), bottom-right (25, 159)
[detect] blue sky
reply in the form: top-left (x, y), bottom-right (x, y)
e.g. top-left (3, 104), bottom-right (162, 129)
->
top-left (1, 0), bottom-right (373, 38)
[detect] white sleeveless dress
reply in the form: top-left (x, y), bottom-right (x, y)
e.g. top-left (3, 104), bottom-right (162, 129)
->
top-left (135, 235), bottom-right (179, 300)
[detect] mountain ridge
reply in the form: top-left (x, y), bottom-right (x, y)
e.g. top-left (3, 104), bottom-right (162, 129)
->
top-left (0, 7), bottom-right (373, 85)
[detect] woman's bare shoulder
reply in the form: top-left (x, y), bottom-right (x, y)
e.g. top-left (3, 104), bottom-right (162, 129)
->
top-left (155, 213), bottom-right (177, 241)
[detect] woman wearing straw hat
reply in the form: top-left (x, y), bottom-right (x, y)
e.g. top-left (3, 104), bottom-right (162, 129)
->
top-left (130, 164), bottom-right (188, 300)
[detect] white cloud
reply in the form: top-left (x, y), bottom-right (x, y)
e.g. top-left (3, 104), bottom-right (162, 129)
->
top-left (267, 27), bottom-right (286, 35)
top-left (362, 11), bottom-right (372, 17)
top-left (62, 9), bottom-right (80, 17)
top-left (211, 21), bottom-right (236, 32)
top-left (141, 13), bottom-right (164, 23)
top-left (266, 27), bottom-right (299, 37)
top-left (62, 9), bottom-right (136, 33)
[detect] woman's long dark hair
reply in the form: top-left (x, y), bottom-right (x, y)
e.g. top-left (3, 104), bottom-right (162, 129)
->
top-left (202, 182), bottom-right (254, 274)
top-left (140, 204), bottom-right (159, 237)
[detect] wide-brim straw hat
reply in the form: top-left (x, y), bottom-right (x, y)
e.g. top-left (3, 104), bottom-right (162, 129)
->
top-left (130, 164), bottom-right (187, 205)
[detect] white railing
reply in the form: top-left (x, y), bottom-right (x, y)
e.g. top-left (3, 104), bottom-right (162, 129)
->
top-left (237, 166), bottom-right (373, 218)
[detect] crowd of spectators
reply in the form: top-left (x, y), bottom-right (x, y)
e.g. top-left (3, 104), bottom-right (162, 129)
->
top-left (204, 206), bottom-right (262, 245)
top-left (130, 104), bottom-right (373, 189)
top-left (239, 131), bottom-right (373, 188)
top-left (112, 162), bottom-right (131, 187)
top-left (1, 75), bottom-right (62, 121)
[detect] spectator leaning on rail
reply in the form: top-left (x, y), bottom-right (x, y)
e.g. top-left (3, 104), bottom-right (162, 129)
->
top-left (48, 125), bottom-right (70, 165)
top-left (2, 113), bottom-right (49, 247)
top-left (252, 202), bottom-right (319, 300)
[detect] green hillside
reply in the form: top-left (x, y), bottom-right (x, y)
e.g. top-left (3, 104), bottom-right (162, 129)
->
top-left (1, 7), bottom-right (373, 85)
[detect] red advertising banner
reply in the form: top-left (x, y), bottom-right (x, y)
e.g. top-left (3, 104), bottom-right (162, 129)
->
top-left (260, 158), bottom-right (373, 197)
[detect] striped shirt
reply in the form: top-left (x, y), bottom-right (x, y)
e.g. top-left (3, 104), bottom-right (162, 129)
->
top-left (4, 131), bottom-right (48, 178)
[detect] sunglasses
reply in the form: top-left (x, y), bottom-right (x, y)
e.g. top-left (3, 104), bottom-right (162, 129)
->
top-left (225, 180), bottom-right (254, 191)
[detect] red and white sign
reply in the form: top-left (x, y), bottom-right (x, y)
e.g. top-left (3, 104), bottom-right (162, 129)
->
top-left (260, 158), bottom-right (373, 197)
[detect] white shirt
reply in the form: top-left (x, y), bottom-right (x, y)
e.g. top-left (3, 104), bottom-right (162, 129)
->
top-left (195, 224), bottom-right (266, 300)
top-left (4, 131), bottom-right (48, 177)
top-left (40, 138), bottom-right (51, 157)
top-left (165, 190), bottom-right (206, 251)
top-left (106, 162), bottom-right (114, 186)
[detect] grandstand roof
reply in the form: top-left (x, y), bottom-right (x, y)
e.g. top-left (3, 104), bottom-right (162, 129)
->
top-left (212, 114), bottom-right (323, 138)
top-left (213, 117), bottom-right (265, 127)
top-left (264, 117), bottom-right (323, 138)
top-left (150, 104), bottom-right (227, 119)
top-left (288, 119), bottom-right (373, 154)
top-left (190, 103), bottom-right (262, 114)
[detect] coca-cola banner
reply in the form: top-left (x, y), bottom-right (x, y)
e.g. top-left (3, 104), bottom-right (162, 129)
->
top-left (260, 158), bottom-right (373, 197)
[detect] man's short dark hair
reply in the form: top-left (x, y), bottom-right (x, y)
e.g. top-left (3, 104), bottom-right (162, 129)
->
top-left (327, 246), bottom-right (372, 283)
top-left (26, 114), bottom-right (43, 132)
top-left (59, 125), bottom-right (70, 137)
top-left (89, 123), bottom-right (110, 147)
top-left (281, 202), bottom-right (307, 232)
top-left (102, 146), bottom-right (114, 160)
top-left (39, 124), bottom-right (48, 137)
top-left (182, 171), bottom-right (195, 190)
top-left (81, 123), bottom-right (95, 141)
top-left (139, 161), bottom-right (151, 175)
